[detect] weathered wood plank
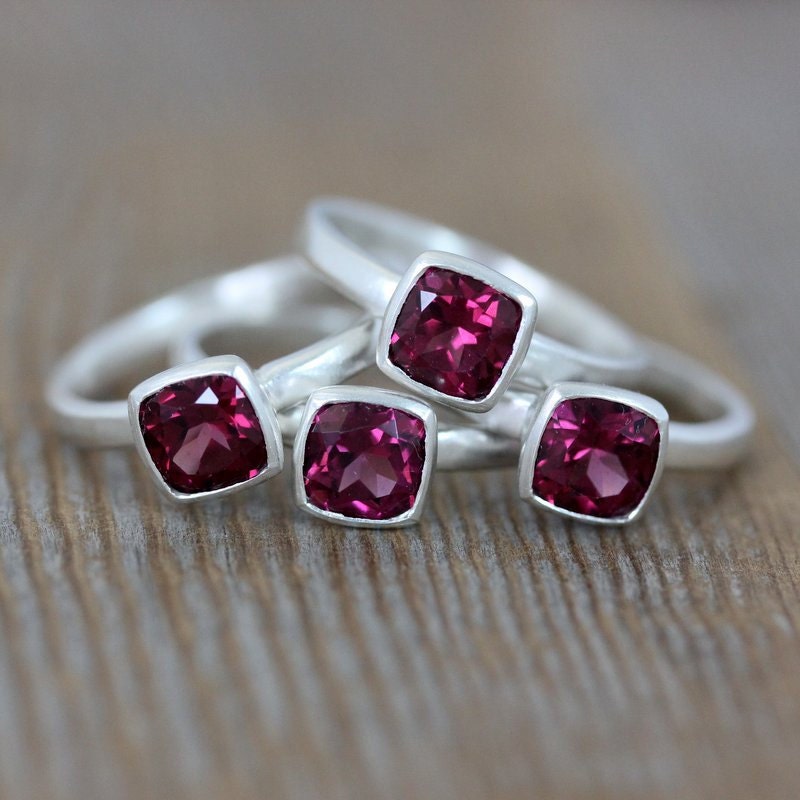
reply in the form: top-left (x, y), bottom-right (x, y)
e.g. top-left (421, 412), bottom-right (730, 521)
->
top-left (1, 3), bottom-right (799, 799)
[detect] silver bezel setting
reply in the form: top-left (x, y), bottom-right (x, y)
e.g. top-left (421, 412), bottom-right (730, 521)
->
top-left (128, 355), bottom-right (284, 503)
top-left (376, 250), bottom-right (538, 413)
top-left (293, 385), bottom-right (438, 528)
top-left (518, 381), bottom-right (669, 526)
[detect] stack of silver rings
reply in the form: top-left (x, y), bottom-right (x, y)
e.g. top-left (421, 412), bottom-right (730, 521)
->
top-left (47, 197), bottom-right (755, 528)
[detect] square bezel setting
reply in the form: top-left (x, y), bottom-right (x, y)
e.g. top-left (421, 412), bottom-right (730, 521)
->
top-left (518, 382), bottom-right (669, 525)
top-left (293, 386), bottom-right (437, 528)
top-left (377, 251), bottom-right (537, 413)
top-left (128, 355), bottom-right (283, 502)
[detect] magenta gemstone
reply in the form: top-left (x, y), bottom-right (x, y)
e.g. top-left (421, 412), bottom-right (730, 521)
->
top-left (302, 401), bottom-right (427, 521)
top-left (532, 397), bottom-right (662, 520)
top-left (138, 374), bottom-right (268, 494)
top-left (388, 267), bottom-right (523, 401)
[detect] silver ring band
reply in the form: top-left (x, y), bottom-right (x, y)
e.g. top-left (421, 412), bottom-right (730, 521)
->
top-left (485, 341), bottom-right (754, 471)
top-left (175, 279), bottom-right (754, 525)
top-left (46, 256), bottom-right (516, 519)
top-left (181, 299), bottom-right (754, 473)
top-left (175, 309), bottom-right (521, 472)
top-left (302, 197), bottom-right (651, 401)
top-left (46, 256), bottom-right (359, 446)
top-left (46, 245), bottom-right (754, 526)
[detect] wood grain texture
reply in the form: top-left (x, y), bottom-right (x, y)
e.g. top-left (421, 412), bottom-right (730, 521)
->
top-left (1, 3), bottom-right (799, 799)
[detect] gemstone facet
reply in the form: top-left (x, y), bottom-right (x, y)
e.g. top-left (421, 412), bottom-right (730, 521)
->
top-left (531, 396), bottom-right (662, 520)
top-left (138, 374), bottom-right (268, 494)
top-left (387, 266), bottom-right (523, 401)
top-left (301, 401), bottom-right (427, 521)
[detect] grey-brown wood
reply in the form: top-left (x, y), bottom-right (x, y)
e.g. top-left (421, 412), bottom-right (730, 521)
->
top-left (1, 3), bottom-right (799, 799)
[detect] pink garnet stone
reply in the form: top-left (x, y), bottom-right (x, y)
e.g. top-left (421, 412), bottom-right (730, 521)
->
top-left (302, 401), bottom-right (427, 521)
top-left (138, 374), bottom-right (268, 494)
top-left (388, 267), bottom-right (523, 401)
top-left (532, 397), bottom-right (662, 520)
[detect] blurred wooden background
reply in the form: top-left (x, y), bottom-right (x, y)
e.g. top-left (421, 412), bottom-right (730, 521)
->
top-left (1, 2), bottom-right (799, 799)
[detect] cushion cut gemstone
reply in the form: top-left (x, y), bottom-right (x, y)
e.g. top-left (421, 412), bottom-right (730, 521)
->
top-left (388, 266), bottom-right (523, 401)
top-left (138, 374), bottom-right (268, 494)
top-left (302, 401), bottom-right (427, 521)
top-left (532, 396), bottom-right (662, 520)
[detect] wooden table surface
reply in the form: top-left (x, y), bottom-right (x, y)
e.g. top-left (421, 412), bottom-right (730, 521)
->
top-left (1, 3), bottom-right (799, 799)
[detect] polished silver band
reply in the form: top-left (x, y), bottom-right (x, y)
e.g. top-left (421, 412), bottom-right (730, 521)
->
top-left (641, 340), bottom-right (755, 469)
top-left (173, 305), bottom-right (522, 472)
top-left (46, 256), bottom-right (362, 447)
top-left (302, 196), bottom-right (651, 392)
top-left (45, 256), bottom-right (514, 475)
top-left (178, 300), bottom-right (754, 524)
top-left (45, 247), bottom-right (755, 526)
top-left (179, 294), bottom-right (755, 473)
top-left (484, 340), bottom-right (755, 471)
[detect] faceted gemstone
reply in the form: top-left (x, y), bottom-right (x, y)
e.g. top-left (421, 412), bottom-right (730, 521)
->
top-left (302, 401), bottom-right (427, 521)
top-left (532, 397), bottom-right (661, 520)
top-left (388, 267), bottom-right (523, 401)
top-left (138, 374), bottom-right (268, 494)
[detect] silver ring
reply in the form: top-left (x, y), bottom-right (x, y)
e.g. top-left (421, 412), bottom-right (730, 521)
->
top-left (302, 196), bottom-right (651, 411)
top-left (176, 314), bottom-right (514, 467)
top-left (477, 341), bottom-right (755, 525)
top-left (46, 250), bottom-right (754, 528)
top-left (45, 256), bottom-right (370, 500)
top-left (177, 289), bottom-right (754, 527)
top-left (46, 256), bottom-right (511, 523)
top-left (47, 256), bottom-right (358, 446)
